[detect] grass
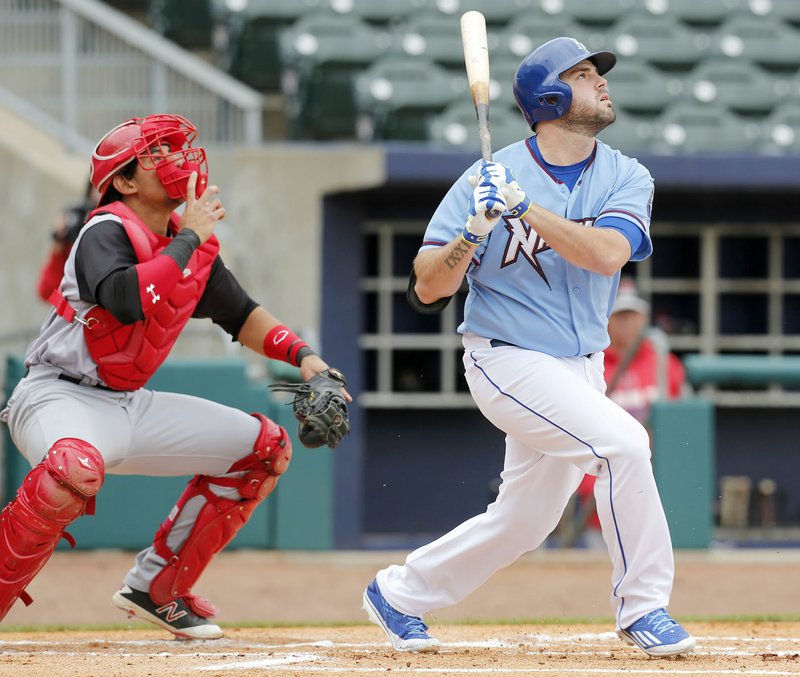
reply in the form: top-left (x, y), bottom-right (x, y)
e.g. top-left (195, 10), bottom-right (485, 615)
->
top-left (2, 614), bottom-right (799, 634)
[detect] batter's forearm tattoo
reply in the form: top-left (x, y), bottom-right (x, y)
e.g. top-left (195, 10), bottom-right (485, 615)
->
top-left (444, 240), bottom-right (473, 269)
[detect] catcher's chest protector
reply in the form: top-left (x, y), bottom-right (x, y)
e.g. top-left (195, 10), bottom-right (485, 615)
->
top-left (0, 439), bottom-right (104, 621)
top-left (81, 203), bottom-right (219, 390)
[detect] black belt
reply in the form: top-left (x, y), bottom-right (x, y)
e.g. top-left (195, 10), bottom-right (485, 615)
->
top-left (57, 373), bottom-right (114, 391)
top-left (489, 339), bottom-right (594, 359)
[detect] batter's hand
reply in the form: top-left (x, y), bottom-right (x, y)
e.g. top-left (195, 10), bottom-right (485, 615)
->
top-left (476, 160), bottom-right (515, 187)
top-left (181, 172), bottom-right (225, 244)
top-left (499, 167), bottom-right (532, 219)
top-left (464, 170), bottom-right (507, 245)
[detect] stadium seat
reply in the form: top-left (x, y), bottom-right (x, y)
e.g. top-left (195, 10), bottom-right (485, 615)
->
top-left (744, 0), bottom-right (800, 27)
top-left (709, 16), bottom-right (800, 72)
top-left (684, 59), bottom-right (791, 117)
top-left (498, 15), bottom-right (589, 60)
top-left (150, 0), bottom-right (214, 50)
top-left (422, 0), bottom-right (544, 27)
top-left (214, 0), bottom-right (316, 92)
top-left (606, 61), bottom-right (684, 115)
top-left (596, 109), bottom-right (658, 154)
top-left (427, 102), bottom-right (532, 152)
top-left (279, 13), bottom-right (391, 139)
top-left (354, 58), bottom-right (463, 141)
top-left (489, 56), bottom-right (525, 111)
top-left (389, 13), bottom-right (470, 69)
top-left (651, 104), bottom-right (761, 153)
top-left (638, 0), bottom-right (745, 27)
top-left (760, 104), bottom-right (800, 154)
top-left (548, 0), bottom-right (639, 27)
top-left (606, 14), bottom-right (711, 71)
top-left (317, 0), bottom-right (430, 27)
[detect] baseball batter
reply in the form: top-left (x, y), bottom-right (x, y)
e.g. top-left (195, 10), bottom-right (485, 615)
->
top-left (363, 38), bottom-right (695, 658)
top-left (0, 114), bottom-right (348, 639)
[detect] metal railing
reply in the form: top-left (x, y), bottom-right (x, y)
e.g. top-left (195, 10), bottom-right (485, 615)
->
top-left (0, 0), bottom-right (263, 152)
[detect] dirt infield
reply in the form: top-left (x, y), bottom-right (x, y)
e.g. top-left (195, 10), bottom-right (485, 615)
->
top-left (3, 623), bottom-right (800, 676)
top-left (2, 549), bottom-right (800, 675)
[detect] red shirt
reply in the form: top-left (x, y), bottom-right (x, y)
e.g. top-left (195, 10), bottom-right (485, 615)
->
top-left (577, 339), bottom-right (685, 530)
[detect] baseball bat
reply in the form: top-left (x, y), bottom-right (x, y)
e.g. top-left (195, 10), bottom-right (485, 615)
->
top-left (460, 11), bottom-right (500, 218)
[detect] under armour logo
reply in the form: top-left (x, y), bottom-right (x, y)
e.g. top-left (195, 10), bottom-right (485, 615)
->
top-left (501, 218), bottom-right (552, 289)
top-left (146, 283), bottom-right (160, 304)
top-left (78, 456), bottom-right (91, 468)
top-left (273, 330), bottom-right (289, 345)
top-left (182, 268), bottom-right (191, 278)
top-left (155, 601), bottom-right (187, 623)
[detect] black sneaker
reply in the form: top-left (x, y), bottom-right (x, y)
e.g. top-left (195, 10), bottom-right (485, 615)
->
top-left (112, 585), bottom-right (223, 640)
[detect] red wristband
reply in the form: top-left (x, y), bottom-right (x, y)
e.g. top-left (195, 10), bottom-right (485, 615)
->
top-left (263, 325), bottom-right (313, 366)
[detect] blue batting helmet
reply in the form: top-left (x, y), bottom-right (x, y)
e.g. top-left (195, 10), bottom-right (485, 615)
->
top-left (513, 37), bottom-right (616, 129)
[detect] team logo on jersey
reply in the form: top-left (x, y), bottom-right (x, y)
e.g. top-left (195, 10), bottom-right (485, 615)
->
top-left (501, 218), bottom-right (553, 289)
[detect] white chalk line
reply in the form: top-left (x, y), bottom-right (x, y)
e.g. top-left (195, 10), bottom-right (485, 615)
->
top-left (2, 634), bottom-right (798, 675)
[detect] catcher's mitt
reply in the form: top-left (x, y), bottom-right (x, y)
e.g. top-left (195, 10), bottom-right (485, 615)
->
top-left (269, 368), bottom-right (350, 449)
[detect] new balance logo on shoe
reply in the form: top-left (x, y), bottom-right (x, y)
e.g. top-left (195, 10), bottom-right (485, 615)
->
top-left (155, 600), bottom-right (188, 624)
top-left (112, 585), bottom-right (222, 640)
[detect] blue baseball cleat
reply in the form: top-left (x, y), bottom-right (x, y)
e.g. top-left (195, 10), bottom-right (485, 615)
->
top-left (619, 608), bottom-right (696, 657)
top-left (362, 579), bottom-right (440, 653)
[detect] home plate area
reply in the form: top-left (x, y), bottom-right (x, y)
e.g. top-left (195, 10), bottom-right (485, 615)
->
top-left (0, 623), bottom-right (799, 676)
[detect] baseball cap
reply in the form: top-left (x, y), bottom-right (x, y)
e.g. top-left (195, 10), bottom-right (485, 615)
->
top-left (612, 279), bottom-right (650, 315)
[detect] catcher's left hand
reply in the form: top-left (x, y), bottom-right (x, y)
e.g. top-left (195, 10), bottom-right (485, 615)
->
top-left (269, 368), bottom-right (350, 449)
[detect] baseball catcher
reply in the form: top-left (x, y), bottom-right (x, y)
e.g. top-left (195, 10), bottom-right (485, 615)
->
top-left (270, 368), bottom-right (350, 448)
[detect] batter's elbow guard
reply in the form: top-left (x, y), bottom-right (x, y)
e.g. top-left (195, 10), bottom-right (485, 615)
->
top-left (407, 268), bottom-right (453, 314)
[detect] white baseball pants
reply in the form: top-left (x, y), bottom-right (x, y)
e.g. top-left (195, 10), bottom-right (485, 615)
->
top-left (376, 334), bottom-right (675, 630)
top-left (2, 364), bottom-right (261, 592)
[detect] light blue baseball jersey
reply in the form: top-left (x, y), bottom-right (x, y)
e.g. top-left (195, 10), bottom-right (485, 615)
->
top-left (421, 137), bottom-right (654, 357)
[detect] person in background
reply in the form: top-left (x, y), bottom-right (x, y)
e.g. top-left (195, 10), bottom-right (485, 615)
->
top-left (37, 180), bottom-right (101, 302)
top-left (564, 277), bottom-right (687, 548)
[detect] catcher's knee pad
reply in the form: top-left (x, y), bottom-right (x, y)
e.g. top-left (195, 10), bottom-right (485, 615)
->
top-left (149, 414), bottom-right (291, 612)
top-left (0, 438), bottom-right (104, 621)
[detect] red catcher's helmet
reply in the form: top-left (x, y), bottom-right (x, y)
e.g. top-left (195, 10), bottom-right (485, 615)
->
top-left (90, 114), bottom-right (208, 206)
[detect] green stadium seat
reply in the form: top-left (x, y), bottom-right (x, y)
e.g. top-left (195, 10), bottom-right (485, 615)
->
top-left (607, 14), bottom-right (711, 71)
top-left (150, 0), bottom-right (214, 49)
top-left (638, 0), bottom-right (744, 27)
top-left (423, 0), bottom-right (546, 27)
top-left (606, 61), bottom-right (684, 115)
top-left (316, 0), bottom-right (429, 27)
top-left (684, 59), bottom-right (791, 117)
top-left (279, 13), bottom-right (391, 139)
top-left (389, 13), bottom-right (469, 69)
top-left (709, 16), bottom-right (800, 72)
top-left (760, 104), bottom-right (800, 154)
top-left (651, 103), bottom-right (761, 153)
top-left (489, 55), bottom-right (524, 111)
top-left (745, 0), bottom-right (800, 27)
top-left (596, 109), bottom-right (658, 154)
top-left (354, 58), bottom-right (463, 140)
top-left (214, 0), bottom-right (316, 91)
top-left (549, 0), bottom-right (639, 27)
top-left (498, 15), bottom-right (590, 60)
top-left (427, 102), bottom-right (532, 152)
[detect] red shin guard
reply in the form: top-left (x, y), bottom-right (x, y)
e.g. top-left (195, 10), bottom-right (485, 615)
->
top-left (0, 439), bottom-right (104, 621)
top-left (150, 414), bottom-right (291, 614)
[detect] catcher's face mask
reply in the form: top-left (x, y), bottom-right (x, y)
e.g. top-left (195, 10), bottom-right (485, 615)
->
top-left (91, 114), bottom-right (208, 206)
